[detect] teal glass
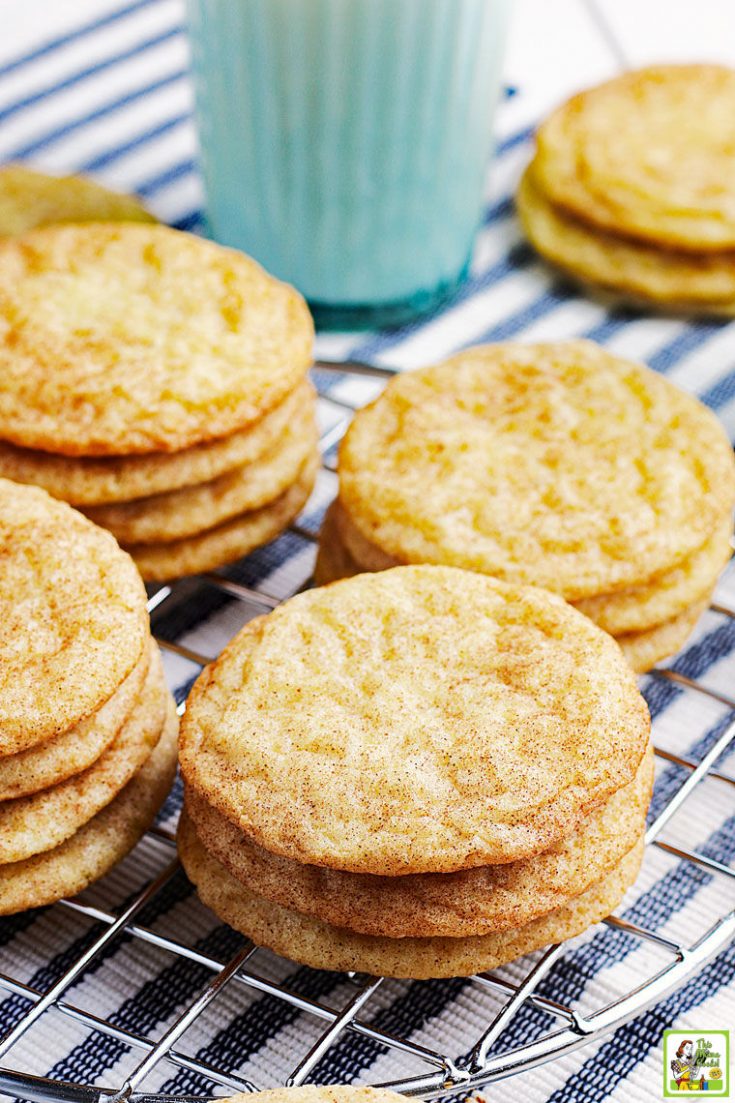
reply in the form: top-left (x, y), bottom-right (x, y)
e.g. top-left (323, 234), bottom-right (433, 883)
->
top-left (186, 0), bottom-right (510, 329)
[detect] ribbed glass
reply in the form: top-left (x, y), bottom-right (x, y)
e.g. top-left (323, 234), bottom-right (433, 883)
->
top-left (186, 0), bottom-right (510, 327)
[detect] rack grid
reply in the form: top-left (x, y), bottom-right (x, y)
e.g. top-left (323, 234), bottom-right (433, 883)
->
top-left (1, 358), bottom-right (734, 1103)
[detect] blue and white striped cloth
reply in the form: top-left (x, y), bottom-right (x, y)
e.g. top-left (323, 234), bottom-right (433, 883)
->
top-left (0, 4), bottom-right (733, 1102)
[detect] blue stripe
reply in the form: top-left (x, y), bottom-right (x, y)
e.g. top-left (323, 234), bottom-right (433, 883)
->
top-left (700, 363), bottom-right (735, 411)
top-left (0, 0), bottom-right (161, 81)
top-left (647, 323), bottom-right (723, 375)
top-left (136, 157), bottom-right (197, 196)
top-left (6, 70), bottom-right (186, 161)
top-left (0, 26), bottom-right (181, 126)
top-left (467, 283), bottom-right (572, 346)
top-left (79, 112), bottom-right (189, 173)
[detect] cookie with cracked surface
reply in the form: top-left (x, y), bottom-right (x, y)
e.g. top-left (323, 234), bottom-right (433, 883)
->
top-left (0, 479), bottom-right (148, 755)
top-left (179, 565), bottom-right (651, 875)
top-left (0, 697), bottom-right (178, 915)
top-left (184, 742), bottom-right (652, 938)
top-left (337, 341), bottom-right (735, 601)
top-left (534, 65), bottom-right (735, 252)
top-left (0, 222), bottom-right (313, 456)
top-left (179, 811), bottom-right (645, 979)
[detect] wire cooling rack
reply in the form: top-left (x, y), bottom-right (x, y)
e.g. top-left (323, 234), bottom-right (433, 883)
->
top-left (1, 358), bottom-right (734, 1103)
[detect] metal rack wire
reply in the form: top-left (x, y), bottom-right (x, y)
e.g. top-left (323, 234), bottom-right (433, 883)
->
top-left (1, 358), bottom-right (734, 1103)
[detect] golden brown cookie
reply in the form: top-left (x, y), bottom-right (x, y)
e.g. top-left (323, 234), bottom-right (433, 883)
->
top-left (517, 166), bottom-right (735, 309)
top-left (0, 646), bottom-right (169, 863)
top-left (126, 451), bottom-right (318, 581)
top-left (338, 342), bottom-right (735, 601)
top-left (179, 565), bottom-right (650, 875)
top-left (574, 514), bottom-right (731, 634)
top-left (617, 599), bottom-right (710, 673)
top-left (84, 405), bottom-right (318, 544)
top-left (0, 479), bottom-right (149, 755)
top-left (0, 643), bottom-right (150, 800)
top-left (0, 697), bottom-right (178, 915)
top-left (0, 164), bottom-right (155, 237)
top-left (534, 65), bottom-right (735, 252)
top-left (178, 811), bottom-right (644, 980)
top-left (0, 222), bottom-right (313, 456)
top-left (0, 381), bottom-right (314, 506)
top-left (322, 496), bottom-right (728, 644)
top-left (184, 742), bottom-right (652, 938)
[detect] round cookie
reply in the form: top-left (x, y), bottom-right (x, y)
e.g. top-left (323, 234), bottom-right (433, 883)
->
top-left (0, 222), bottom-right (313, 456)
top-left (0, 697), bottom-right (178, 915)
top-left (323, 499), bottom-right (730, 642)
top-left (0, 643), bottom-right (150, 800)
top-left (517, 166), bottom-right (735, 308)
top-left (0, 647), bottom-right (168, 863)
top-left (0, 479), bottom-right (149, 755)
top-left (618, 599), bottom-right (710, 674)
top-left (179, 812), bottom-right (644, 980)
top-left (338, 341), bottom-right (735, 601)
top-left (534, 65), bottom-right (735, 252)
top-left (0, 381), bottom-right (314, 506)
top-left (185, 742), bottom-right (652, 938)
top-left (179, 565), bottom-right (651, 875)
top-left (84, 406), bottom-right (319, 544)
top-left (0, 164), bottom-right (155, 237)
top-left (127, 452), bottom-right (318, 581)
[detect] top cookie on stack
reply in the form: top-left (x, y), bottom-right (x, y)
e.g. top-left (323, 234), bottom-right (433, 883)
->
top-left (0, 164), bottom-right (155, 236)
top-left (518, 65), bottom-right (735, 315)
top-left (316, 340), bottom-right (735, 671)
top-left (178, 566), bottom-right (651, 978)
top-left (0, 222), bottom-right (319, 580)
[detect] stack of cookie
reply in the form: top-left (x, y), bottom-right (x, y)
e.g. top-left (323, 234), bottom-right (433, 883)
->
top-left (0, 221), bottom-right (318, 581)
top-left (518, 65), bottom-right (735, 315)
top-left (0, 479), bottom-right (178, 915)
top-left (316, 340), bottom-right (735, 672)
top-left (178, 566), bottom-right (652, 980)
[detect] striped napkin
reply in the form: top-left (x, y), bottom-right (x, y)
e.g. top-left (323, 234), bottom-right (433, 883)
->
top-left (0, 4), bottom-right (733, 1103)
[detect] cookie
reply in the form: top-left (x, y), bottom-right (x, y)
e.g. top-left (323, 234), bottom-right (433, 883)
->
top-left (179, 812), bottom-right (644, 980)
top-left (0, 696), bottom-right (178, 915)
top-left (126, 451), bottom-right (318, 581)
top-left (84, 405), bottom-right (318, 544)
top-left (0, 222), bottom-right (313, 456)
top-left (184, 742), bottom-right (652, 938)
top-left (517, 166), bottom-right (735, 308)
top-left (534, 65), bottom-right (735, 252)
top-left (0, 644), bottom-right (149, 801)
top-left (0, 479), bottom-right (149, 755)
top-left (617, 599), bottom-right (710, 673)
top-left (179, 565), bottom-right (650, 875)
top-left (0, 646), bottom-right (168, 863)
top-left (0, 381), bottom-right (314, 507)
top-left (222, 1089), bottom-right (406, 1103)
top-left (575, 514), bottom-right (731, 634)
top-left (338, 341), bottom-right (735, 601)
top-left (0, 164), bottom-right (155, 237)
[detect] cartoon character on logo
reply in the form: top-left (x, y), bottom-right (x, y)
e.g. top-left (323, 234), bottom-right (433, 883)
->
top-left (671, 1040), bottom-right (706, 1091)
